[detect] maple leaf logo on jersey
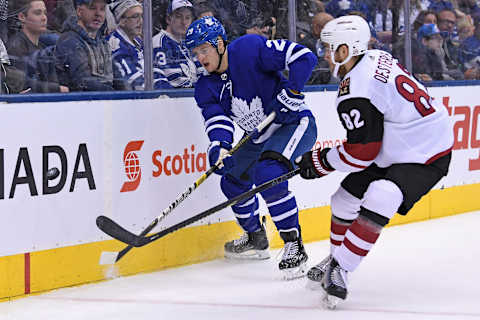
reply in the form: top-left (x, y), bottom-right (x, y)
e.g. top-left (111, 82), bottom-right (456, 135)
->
top-left (179, 59), bottom-right (198, 87)
top-left (231, 96), bottom-right (266, 132)
top-left (109, 36), bottom-right (121, 52)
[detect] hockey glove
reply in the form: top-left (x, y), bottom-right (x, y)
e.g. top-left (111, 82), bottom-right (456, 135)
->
top-left (295, 147), bottom-right (335, 179)
top-left (208, 141), bottom-right (235, 175)
top-left (270, 88), bottom-right (305, 124)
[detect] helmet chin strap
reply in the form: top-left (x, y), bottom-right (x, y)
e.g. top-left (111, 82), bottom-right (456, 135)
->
top-left (331, 49), bottom-right (353, 78)
top-left (214, 46), bottom-right (225, 73)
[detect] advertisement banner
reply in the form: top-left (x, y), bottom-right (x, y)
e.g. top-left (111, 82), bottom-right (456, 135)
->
top-left (0, 85), bottom-right (479, 256)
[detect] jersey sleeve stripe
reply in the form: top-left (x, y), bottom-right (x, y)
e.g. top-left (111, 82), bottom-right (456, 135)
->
top-left (339, 145), bottom-right (372, 167)
top-left (284, 43), bottom-right (296, 70)
top-left (288, 48), bottom-right (312, 65)
top-left (343, 141), bottom-right (382, 162)
top-left (425, 147), bottom-right (452, 165)
top-left (205, 115), bottom-right (233, 127)
top-left (338, 150), bottom-right (368, 169)
top-left (326, 146), bottom-right (368, 172)
top-left (205, 124), bottom-right (234, 134)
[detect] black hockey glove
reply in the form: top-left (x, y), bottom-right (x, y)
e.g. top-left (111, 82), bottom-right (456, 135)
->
top-left (295, 148), bottom-right (334, 179)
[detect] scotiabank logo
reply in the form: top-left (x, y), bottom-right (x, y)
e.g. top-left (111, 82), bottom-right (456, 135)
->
top-left (152, 144), bottom-right (206, 176)
top-left (120, 140), bottom-right (144, 192)
top-left (443, 97), bottom-right (480, 171)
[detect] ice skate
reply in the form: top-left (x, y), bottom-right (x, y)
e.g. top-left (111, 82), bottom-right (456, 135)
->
top-left (321, 257), bottom-right (348, 310)
top-left (224, 224), bottom-right (270, 260)
top-left (306, 254), bottom-right (332, 291)
top-left (278, 230), bottom-right (308, 280)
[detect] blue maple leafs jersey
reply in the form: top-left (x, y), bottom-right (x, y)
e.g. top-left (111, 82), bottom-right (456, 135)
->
top-left (153, 30), bottom-right (205, 89)
top-left (107, 29), bottom-right (145, 90)
top-left (194, 34), bottom-right (317, 145)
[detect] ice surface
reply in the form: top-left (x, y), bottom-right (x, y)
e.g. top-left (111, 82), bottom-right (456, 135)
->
top-left (1, 211), bottom-right (479, 320)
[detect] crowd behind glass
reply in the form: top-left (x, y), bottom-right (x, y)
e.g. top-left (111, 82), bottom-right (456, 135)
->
top-left (1, 0), bottom-right (479, 94)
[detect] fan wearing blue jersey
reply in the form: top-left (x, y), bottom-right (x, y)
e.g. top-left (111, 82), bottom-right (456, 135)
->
top-left (108, 0), bottom-right (144, 90)
top-left (152, 0), bottom-right (204, 89)
top-left (185, 16), bottom-right (318, 280)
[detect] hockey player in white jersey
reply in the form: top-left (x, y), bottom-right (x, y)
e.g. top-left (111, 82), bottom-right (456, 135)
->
top-left (295, 15), bottom-right (453, 308)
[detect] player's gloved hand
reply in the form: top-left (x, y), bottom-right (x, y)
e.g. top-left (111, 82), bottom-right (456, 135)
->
top-left (208, 141), bottom-right (235, 175)
top-left (270, 88), bottom-right (305, 124)
top-left (295, 147), bottom-right (334, 179)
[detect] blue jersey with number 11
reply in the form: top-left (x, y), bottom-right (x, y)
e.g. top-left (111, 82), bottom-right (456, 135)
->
top-left (194, 34), bottom-right (317, 145)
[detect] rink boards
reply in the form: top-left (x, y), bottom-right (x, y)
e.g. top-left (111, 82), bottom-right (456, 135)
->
top-left (0, 86), bottom-right (479, 299)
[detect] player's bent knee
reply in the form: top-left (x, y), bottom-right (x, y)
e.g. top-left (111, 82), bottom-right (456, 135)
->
top-left (220, 174), bottom-right (251, 199)
top-left (358, 206), bottom-right (390, 227)
top-left (255, 155), bottom-right (290, 202)
top-left (362, 179), bottom-right (403, 220)
top-left (331, 186), bottom-right (362, 221)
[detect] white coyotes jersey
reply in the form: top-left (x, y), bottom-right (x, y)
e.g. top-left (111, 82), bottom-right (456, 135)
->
top-left (332, 49), bottom-right (453, 169)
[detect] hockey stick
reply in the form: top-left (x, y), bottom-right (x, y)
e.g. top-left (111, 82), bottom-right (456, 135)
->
top-left (97, 167), bottom-right (300, 253)
top-left (97, 112), bottom-right (275, 264)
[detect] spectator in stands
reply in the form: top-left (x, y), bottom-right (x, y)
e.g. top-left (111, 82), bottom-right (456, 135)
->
top-left (194, 2), bottom-right (215, 18)
top-left (0, 0), bottom-right (7, 43)
top-left (428, 0), bottom-right (454, 12)
top-left (437, 8), bottom-right (463, 76)
top-left (152, 0), bottom-right (204, 88)
top-left (55, 0), bottom-right (114, 91)
top-left (299, 11), bottom-right (333, 84)
top-left (44, 0), bottom-right (75, 35)
top-left (0, 36), bottom-right (25, 93)
top-left (457, 13), bottom-right (475, 41)
top-left (7, 0), bottom-right (69, 93)
top-left (108, 0), bottom-right (144, 90)
top-left (457, 0), bottom-right (480, 17)
top-left (414, 23), bottom-right (445, 81)
top-left (151, 0), bottom-right (168, 34)
top-left (412, 10), bottom-right (438, 37)
top-left (325, 0), bottom-right (372, 22)
top-left (459, 16), bottom-right (480, 79)
top-left (245, 16), bottom-right (276, 39)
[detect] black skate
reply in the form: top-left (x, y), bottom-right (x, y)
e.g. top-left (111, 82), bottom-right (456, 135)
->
top-left (224, 224), bottom-right (270, 260)
top-left (306, 254), bottom-right (332, 291)
top-left (321, 257), bottom-right (348, 309)
top-left (278, 229), bottom-right (308, 280)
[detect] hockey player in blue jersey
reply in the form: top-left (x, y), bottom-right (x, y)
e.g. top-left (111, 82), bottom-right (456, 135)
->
top-left (185, 16), bottom-right (318, 279)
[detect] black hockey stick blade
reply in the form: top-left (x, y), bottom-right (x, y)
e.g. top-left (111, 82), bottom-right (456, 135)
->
top-left (99, 168), bottom-right (299, 263)
top-left (134, 168), bottom-right (301, 247)
top-left (96, 216), bottom-right (152, 247)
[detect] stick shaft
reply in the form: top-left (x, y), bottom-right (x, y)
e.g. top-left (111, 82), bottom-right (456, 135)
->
top-left (101, 112), bottom-right (276, 261)
top-left (141, 168), bottom-right (300, 246)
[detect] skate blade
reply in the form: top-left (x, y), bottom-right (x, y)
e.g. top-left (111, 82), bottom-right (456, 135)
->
top-left (281, 263), bottom-right (307, 280)
top-left (305, 278), bottom-right (324, 291)
top-left (321, 293), bottom-right (343, 310)
top-left (224, 249), bottom-right (270, 260)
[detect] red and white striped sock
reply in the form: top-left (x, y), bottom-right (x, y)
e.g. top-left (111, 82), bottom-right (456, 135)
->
top-left (333, 216), bottom-right (382, 272)
top-left (330, 216), bottom-right (354, 255)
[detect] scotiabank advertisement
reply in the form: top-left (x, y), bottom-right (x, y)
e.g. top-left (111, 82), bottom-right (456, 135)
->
top-left (0, 86), bottom-right (479, 256)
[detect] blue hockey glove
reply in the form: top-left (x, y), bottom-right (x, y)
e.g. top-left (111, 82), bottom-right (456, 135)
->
top-left (208, 141), bottom-right (235, 175)
top-left (270, 88), bottom-right (305, 124)
top-left (295, 148), bottom-right (334, 179)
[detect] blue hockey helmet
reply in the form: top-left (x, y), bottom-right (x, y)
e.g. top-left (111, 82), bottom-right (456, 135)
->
top-left (185, 16), bottom-right (227, 51)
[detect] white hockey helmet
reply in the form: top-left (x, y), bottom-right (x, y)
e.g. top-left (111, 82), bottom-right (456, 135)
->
top-left (320, 15), bottom-right (371, 77)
